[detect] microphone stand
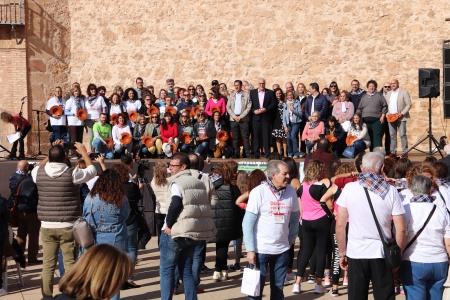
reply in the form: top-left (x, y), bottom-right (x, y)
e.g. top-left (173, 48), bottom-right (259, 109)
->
top-left (31, 109), bottom-right (46, 157)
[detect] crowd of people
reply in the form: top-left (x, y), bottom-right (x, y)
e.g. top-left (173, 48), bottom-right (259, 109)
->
top-left (3, 137), bottom-right (450, 299)
top-left (1, 76), bottom-right (413, 161)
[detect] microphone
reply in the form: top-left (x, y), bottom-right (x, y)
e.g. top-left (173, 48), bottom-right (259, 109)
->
top-left (20, 96), bottom-right (27, 102)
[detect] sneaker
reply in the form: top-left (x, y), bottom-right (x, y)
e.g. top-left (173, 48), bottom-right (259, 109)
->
top-left (343, 277), bottom-right (348, 286)
top-left (28, 259), bottom-right (43, 265)
top-left (329, 289), bottom-right (339, 297)
top-left (324, 276), bottom-right (331, 287)
top-left (285, 272), bottom-right (296, 281)
top-left (314, 284), bottom-right (327, 294)
top-left (292, 283), bottom-right (301, 294)
top-left (228, 263), bottom-right (241, 271)
top-left (307, 275), bottom-right (315, 284)
top-left (212, 271), bottom-right (222, 281)
top-left (0, 288), bottom-right (7, 296)
top-left (221, 270), bottom-right (228, 280)
top-left (200, 265), bottom-right (212, 273)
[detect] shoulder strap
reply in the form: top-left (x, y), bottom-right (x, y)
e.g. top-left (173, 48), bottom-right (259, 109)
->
top-left (404, 205), bottom-right (436, 252)
top-left (436, 188), bottom-right (450, 215)
top-left (364, 187), bottom-right (387, 246)
top-left (13, 176), bottom-right (27, 207)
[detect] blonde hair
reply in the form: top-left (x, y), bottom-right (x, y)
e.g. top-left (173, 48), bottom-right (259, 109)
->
top-left (335, 163), bottom-right (357, 176)
top-left (236, 171), bottom-right (249, 194)
top-left (0, 111), bottom-right (12, 123)
top-left (303, 160), bottom-right (325, 183)
top-left (58, 244), bottom-right (134, 300)
top-left (405, 163), bottom-right (437, 186)
top-left (153, 162), bottom-right (168, 187)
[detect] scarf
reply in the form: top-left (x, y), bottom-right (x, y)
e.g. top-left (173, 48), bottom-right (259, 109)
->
top-left (72, 96), bottom-right (82, 110)
top-left (341, 102), bottom-right (347, 113)
top-left (16, 169), bottom-right (27, 175)
top-left (215, 122), bottom-right (221, 132)
top-left (263, 179), bottom-right (286, 198)
top-left (139, 124), bottom-right (146, 136)
top-left (350, 88), bottom-right (365, 96)
top-left (87, 96), bottom-right (98, 106)
top-left (410, 195), bottom-right (435, 203)
top-left (358, 173), bottom-right (390, 198)
top-left (309, 121), bottom-right (319, 129)
top-left (117, 124), bottom-right (124, 128)
top-left (437, 178), bottom-right (450, 189)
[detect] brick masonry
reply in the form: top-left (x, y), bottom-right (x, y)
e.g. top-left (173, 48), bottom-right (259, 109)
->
top-left (1, 0), bottom-right (450, 155)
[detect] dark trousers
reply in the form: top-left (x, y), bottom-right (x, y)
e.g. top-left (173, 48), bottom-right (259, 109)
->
top-left (252, 119), bottom-right (271, 156)
top-left (155, 213), bottom-right (166, 246)
top-left (16, 212), bottom-right (41, 261)
top-left (50, 125), bottom-right (67, 143)
top-left (11, 125), bottom-right (31, 156)
top-left (230, 120), bottom-right (251, 157)
top-left (297, 215), bottom-right (331, 278)
top-left (68, 126), bottom-right (84, 156)
top-left (383, 121), bottom-right (391, 155)
top-left (215, 240), bottom-right (230, 271)
top-left (363, 117), bottom-right (384, 150)
top-left (348, 257), bottom-right (395, 300)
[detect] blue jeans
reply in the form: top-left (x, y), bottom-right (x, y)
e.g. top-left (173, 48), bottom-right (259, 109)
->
top-left (400, 260), bottom-right (448, 300)
top-left (92, 138), bottom-right (114, 159)
top-left (249, 250), bottom-right (290, 300)
top-left (126, 219), bottom-right (138, 264)
top-left (180, 143), bottom-right (194, 154)
top-left (50, 125), bottom-right (67, 143)
top-left (286, 123), bottom-right (300, 156)
top-left (193, 241), bottom-right (205, 286)
top-left (353, 139), bottom-right (367, 156)
top-left (306, 140), bottom-right (316, 158)
top-left (195, 141), bottom-right (209, 155)
top-left (137, 141), bottom-right (148, 156)
top-left (114, 143), bottom-right (132, 155)
top-left (58, 249), bottom-right (65, 277)
top-left (159, 233), bottom-right (200, 300)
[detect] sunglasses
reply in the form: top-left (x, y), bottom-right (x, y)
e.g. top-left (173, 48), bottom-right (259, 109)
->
top-left (384, 86), bottom-right (391, 88)
top-left (183, 94), bottom-right (188, 96)
top-left (181, 115), bottom-right (188, 118)
top-left (151, 116), bottom-right (158, 119)
top-left (189, 88), bottom-right (195, 91)
top-left (330, 85), bottom-right (337, 88)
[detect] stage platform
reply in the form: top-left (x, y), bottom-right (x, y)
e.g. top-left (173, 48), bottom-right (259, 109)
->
top-left (0, 151), bottom-right (441, 199)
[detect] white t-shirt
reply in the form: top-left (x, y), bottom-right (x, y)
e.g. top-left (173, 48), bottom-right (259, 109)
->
top-left (123, 99), bottom-right (142, 112)
top-left (337, 182), bottom-right (405, 259)
top-left (162, 183), bottom-right (182, 230)
top-left (109, 103), bottom-right (124, 115)
top-left (402, 201), bottom-right (450, 263)
top-left (84, 96), bottom-right (106, 120)
top-left (46, 96), bottom-right (67, 126)
top-left (111, 124), bottom-right (132, 145)
top-left (246, 184), bottom-right (300, 255)
top-left (65, 97), bottom-right (85, 126)
top-left (400, 188), bottom-right (450, 217)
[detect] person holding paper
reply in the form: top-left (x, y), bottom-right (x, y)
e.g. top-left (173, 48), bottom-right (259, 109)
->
top-left (0, 111), bottom-right (31, 159)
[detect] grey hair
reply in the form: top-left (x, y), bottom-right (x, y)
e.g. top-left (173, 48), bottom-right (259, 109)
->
top-left (444, 144), bottom-right (450, 155)
top-left (362, 152), bottom-right (384, 173)
top-left (372, 147), bottom-right (386, 157)
top-left (247, 84), bottom-right (255, 90)
top-left (266, 160), bottom-right (288, 180)
top-left (410, 175), bottom-right (433, 196)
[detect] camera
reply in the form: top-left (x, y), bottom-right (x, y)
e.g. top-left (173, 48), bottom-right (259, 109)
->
top-left (89, 153), bottom-right (100, 159)
top-left (136, 159), bottom-right (152, 178)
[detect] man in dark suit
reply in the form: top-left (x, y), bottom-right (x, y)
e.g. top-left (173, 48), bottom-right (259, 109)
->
top-left (250, 78), bottom-right (277, 158)
top-left (304, 82), bottom-right (329, 122)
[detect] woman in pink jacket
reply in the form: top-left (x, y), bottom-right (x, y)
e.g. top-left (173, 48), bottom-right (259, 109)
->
top-left (302, 111), bottom-right (325, 158)
top-left (205, 87), bottom-right (226, 117)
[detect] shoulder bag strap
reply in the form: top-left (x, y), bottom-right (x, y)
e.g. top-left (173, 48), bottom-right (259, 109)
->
top-left (436, 187), bottom-right (450, 215)
top-left (404, 205), bottom-right (436, 252)
top-left (88, 195), bottom-right (95, 227)
top-left (13, 176), bottom-right (27, 209)
top-left (364, 187), bottom-right (387, 247)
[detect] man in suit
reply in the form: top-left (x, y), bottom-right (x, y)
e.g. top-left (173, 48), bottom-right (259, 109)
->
top-left (304, 82), bottom-right (329, 122)
top-left (385, 79), bottom-right (412, 157)
top-left (250, 78), bottom-right (277, 158)
top-left (227, 80), bottom-right (252, 158)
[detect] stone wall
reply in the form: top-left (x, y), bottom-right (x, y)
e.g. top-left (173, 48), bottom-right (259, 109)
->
top-left (1, 0), bottom-right (450, 154)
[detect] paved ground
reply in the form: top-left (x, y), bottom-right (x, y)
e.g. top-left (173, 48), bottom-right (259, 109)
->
top-left (2, 237), bottom-right (406, 300)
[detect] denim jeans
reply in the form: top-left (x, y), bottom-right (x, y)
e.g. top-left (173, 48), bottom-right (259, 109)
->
top-left (193, 241), bottom-right (205, 286)
top-left (306, 140), bottom-right (316, 158)
top-left (92, 138), bottom-right (114, 159)
top-left (286, 123), bottom-right (300, 156)
top-left (249, 249), bottom-right (290, 300)
top-left (400, 260), bottom-right (448, 300)
top-left (353, 139), bottom-right (367, 156)
top-left (127, 219), bottom-right (138, 264)
top-left (180, 143), bottom-right (194, 154)
top-left (50, 125), bottom-right (67, 143)
top-left (195, 141), bottom-right (209, 156)
top-left (159, 233), bottom-right (200, 300)
top-left (114, 143), bottom-right (132, 155)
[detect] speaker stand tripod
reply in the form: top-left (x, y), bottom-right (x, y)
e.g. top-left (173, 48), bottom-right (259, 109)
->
top-left (403, 96), bottom-right (443, 158)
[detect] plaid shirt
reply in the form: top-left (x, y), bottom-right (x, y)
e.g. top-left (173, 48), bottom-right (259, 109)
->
top-left (437, 178), bottom-right (450, 189)
top-left (410, 195), bottom-right (435, 203)
top-left (358, 173), bottom-right (391, 198)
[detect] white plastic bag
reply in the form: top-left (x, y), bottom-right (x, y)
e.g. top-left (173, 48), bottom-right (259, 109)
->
top-left (341, 120), bottom-right (351, 132)
top-left (241, 267), bottom-right (261, 297)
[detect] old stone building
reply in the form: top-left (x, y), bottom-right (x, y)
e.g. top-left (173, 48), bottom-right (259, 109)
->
top-left (0, 0), bottom-right (449, 155)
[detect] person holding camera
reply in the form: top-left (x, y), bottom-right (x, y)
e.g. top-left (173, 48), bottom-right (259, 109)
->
top-left (8, 160), bottom-right (40, 265)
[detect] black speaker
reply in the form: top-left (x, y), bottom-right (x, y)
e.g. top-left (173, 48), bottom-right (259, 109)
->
top-left (418, 68), bottom-right (440, 98)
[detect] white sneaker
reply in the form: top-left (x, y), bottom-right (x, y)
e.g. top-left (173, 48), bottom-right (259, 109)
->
top-left (324, 277), bottom-right (331, 287)
top-left (0, 288), bottom-right (7, 296)
top-left (285, 272), bottom-right (296, 281)
top-left (314, 284), bottom-right (328, 294)
top-left (221, 270), bottom-right (228, 280)
top-left (292, 283), bottom-right (301, 294)
top-left (212, 271), bottom-right (222, 281)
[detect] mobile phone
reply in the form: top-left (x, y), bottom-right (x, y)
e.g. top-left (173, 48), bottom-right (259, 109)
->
top-left (89, 153), bottom-right (100, 159)
top-left (138, 178), bottom-right (144, 183)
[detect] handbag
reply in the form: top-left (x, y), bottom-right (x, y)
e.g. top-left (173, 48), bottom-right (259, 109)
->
top-left (364, 188), bottom-right (402, 268)
top-left (342, 145), bottom-right (356, 158)
top-left (241, 266), bottom-right (261, 297)
top-left (403, 204), bottom-right (436, 252)
top-left (9, 177), bottom-right (26, 227)
top-left (73, 196), bottom-right (95, 248)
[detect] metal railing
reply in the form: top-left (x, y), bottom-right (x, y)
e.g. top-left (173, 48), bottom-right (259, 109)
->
top-left (0, 0), bottom-right (23, 25)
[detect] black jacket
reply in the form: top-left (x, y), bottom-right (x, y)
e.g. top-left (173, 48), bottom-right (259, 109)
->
top-left (210, 180), bottom-right (243, 243)
top-left (124, 181), bottom-right (141, 225)
top-left (8, 173), bottom-right (39, 213)
top-left (206, 120), bottom-right (228, 151)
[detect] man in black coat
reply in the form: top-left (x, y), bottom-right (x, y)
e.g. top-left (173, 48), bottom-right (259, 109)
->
top-left (250, 78), bottom-right (277, 158)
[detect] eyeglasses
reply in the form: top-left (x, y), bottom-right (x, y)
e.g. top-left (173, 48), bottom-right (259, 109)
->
top-left (330, 85), bottom-right (337, 88)
top-left (312, 115), bottom-right (319, 118)
top-left (181, 115), bottom-right (188, 118)
top-left (183, 94), bottom-right (189, 96)
top-left (169, 164), bottom-right (181, 168)
top-left (384, 86), bottom-right (391, 89)
top-left (189, 88), bottom-right (195, 91)
top-left (151, 116), bottom-right (158, 119)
